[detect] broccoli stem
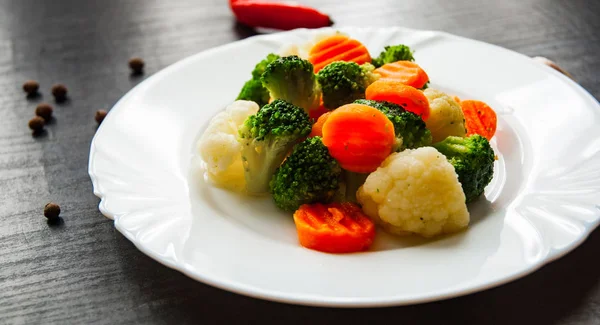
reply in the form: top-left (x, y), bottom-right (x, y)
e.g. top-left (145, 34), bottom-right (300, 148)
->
top-left (241, 139), bottom-right (292, 195)
top-left (434, 138), bottom-right (469, 157)
top-left (343, 170), bottom-right (369, 203)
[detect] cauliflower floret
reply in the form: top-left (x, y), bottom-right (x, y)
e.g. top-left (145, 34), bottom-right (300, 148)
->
top-left (197, 100), bottom-right (259, 191)
top-left (424, 89), bottom-right (467, 143)
top-left (357, 147), bottom-right (469, 237)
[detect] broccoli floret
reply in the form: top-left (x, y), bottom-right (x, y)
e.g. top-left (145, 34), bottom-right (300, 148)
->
top-left (238, 99), bottom-right (312, 195)
top-left (237, 53), bottom-right (280, 107)
top-left (270, 137), bottom-right (342, 211)
top-left (261, 55), bottom-right (320, 114)
top-left (316, 61), bottom-right (379, 109)
top-left (354, 99), bottom-right (432, 151)
top-left (432, 135), bottom-right (495, 202)
top-left (372, 44), bottom-right (415, 68)
top-left (237, 79), bottom-right (270, 107)
top-left (252, 53), bottom-right (280, 79)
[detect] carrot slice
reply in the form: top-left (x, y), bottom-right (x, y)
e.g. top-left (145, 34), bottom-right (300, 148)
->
top-left (460, 100), bottom-right (497, 140)
top-left (374, 61), bottom-right (429, 89)
top-left (365, 79), bottom-right (431, 121)
top-left (308, 35), bottom-right (371, 73)
top-left (294, 202), bottom-right (375, 254)
top-left (309, 111), bottom-right (332, 137)
top-left (322, 103), bottom-right (395, 173)
top-left (309, 34), bottom-right (348, 54)
top-left (308, 101), bottom-right (329, 121)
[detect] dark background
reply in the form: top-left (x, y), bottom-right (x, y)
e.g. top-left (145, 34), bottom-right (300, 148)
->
top-left (1, 0), bottom-right (599, 324)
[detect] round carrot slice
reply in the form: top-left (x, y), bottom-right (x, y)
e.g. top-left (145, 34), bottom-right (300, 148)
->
top-left (309, 110), bottom-right (332, 137)
top-left (374, 61), bottom-right (429, 89)
top-left (308, 34), bottom-right (371, 73)
top-left (460, 100), bottom-right (497, 140)
top-left (293, 202), bottom-right (376, 254)
top-left (322, 103), bottom-right (395, 173)
top-left (365, 79), bottom-right (431, 121)
top-left (308, 101), bottom-right (329, 121)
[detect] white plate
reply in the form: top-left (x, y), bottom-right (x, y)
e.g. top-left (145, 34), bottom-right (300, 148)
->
top-left (89, 27), bottom-right (600, 307)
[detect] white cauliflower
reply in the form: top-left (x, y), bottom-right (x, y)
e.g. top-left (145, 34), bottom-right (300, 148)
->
top-left (424, 89), bottom-right (467, 143)
top-left (196, 100), bottom-right (259, 192)
top-left (357, 147), bottom-right (469, 238)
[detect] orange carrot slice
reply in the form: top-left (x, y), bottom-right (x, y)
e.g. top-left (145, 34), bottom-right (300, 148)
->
top-left (322, 103), bottom-right (395, 173)
top-left (308, 34), bottom-right (371, 73)
top-left (294, 202), bottom-right (375, 254)
top-left (365, 79), bottom-right (430, 121)
top-left (308, 101), bottom-right (329, 121)
top-left (374, 61), bottom-right (429, 89)
top-left (460, 100), bottom-right (497, 140)
top-left (309, 111), bottom-right (332, 137)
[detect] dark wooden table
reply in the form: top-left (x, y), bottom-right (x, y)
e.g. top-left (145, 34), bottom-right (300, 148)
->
top-left (1, 0), bottom-right (599, 323)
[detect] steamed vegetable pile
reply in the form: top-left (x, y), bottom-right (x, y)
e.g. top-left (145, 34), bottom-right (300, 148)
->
top-left (198, 32), bottom-right (498, 254)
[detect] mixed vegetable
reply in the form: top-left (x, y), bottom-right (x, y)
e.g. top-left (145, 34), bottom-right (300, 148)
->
top-left (198, 32), bottom-right (498, 254)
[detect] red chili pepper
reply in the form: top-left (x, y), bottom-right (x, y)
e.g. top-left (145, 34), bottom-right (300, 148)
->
top-left (229, 0), bottom-right (333, 30)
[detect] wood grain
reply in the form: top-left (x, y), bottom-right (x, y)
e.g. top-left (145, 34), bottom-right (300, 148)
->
top-left (0, 0), bottom-right (599, 324)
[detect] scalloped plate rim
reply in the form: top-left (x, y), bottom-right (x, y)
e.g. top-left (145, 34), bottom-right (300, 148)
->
top-left (88, 26), bottom-right (600, 308)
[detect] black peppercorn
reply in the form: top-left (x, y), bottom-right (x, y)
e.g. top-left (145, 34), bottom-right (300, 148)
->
top-left (51, 84), bottom-right (68, 102)
top-left (44, 202), bottom-right (61, 220)
top-left (129, 57), bottom-right (145, 74)
top-left (28, 116), bottom-right (45, 132)
top-left (23, 80), bottom-right (39, 95)
top-left (35, 103), bottom-right (54, 121)
top-left (95, 109), bottom-right (107, 124)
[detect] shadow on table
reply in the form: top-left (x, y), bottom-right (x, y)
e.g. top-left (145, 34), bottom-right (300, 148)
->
top-left (232, 21), bottom-right (259, 40)
top-left (115, 226), bottom-right (600, 325)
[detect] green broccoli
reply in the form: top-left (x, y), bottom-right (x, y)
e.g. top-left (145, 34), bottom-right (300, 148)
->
top-left (237, 53), bottom-right (280, 107)
top-left (372, 44), bottom-right (415, 68)
top-left (432, 135), bottom-right (495, 202)
top-left (252, 53), bottom-right (280, 79)
top-left (238, 99), bottom-right (312, 195)
top-left (270, 137), bottom-right (342, 211)
top-left (316, 61), bottom-right (379, 109)
top-left (237, 79), bottom-right (269, 107)
top-left (261, 55), bottom-right (320, 114)
top-left (354, 99), bottom-right (432, 151)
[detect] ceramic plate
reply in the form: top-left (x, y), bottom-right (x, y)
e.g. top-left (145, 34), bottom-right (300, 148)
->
top-left (89, 27), bottom-right (600, 307)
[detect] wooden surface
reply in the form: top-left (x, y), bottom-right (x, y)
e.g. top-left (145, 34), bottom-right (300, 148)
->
top-left (1, 0), bottom-right (599, 323)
